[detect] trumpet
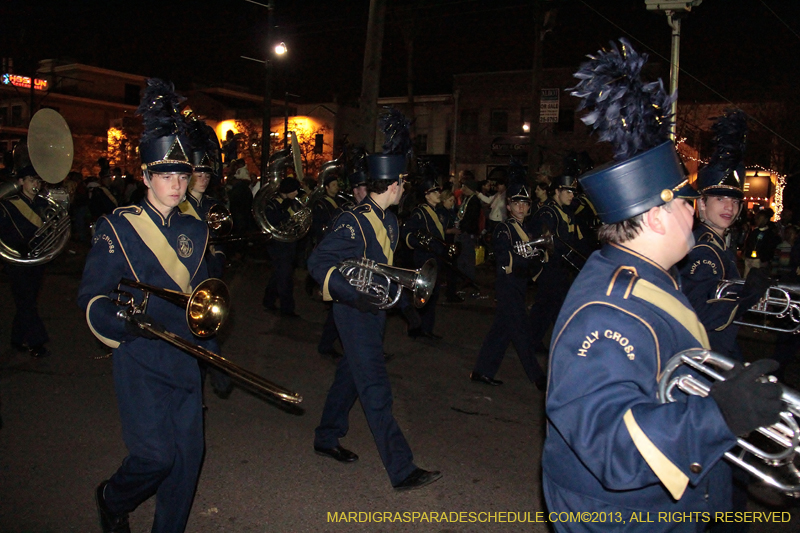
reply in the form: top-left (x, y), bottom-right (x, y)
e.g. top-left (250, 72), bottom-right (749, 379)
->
top-left (339, 258), bottom-right (437, 309)
top-left (715, 280), bottom-right (800, 334)
top-left (658, 348), bottom-right (800, 497)
top-left (513, 235), bottom-right (553, 259)
top-left (412, 230), bottom-right (461, 261)
top-left (206, 203), bottom-right (233, 236)
top-left (112, 278), bottom-right (302, 405)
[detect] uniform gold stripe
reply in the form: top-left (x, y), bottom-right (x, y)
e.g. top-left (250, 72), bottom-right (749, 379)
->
top-left (322, 266), bottom-right (336, 302)
top-left (178, 200), bottom-right (201, 220)
top-left (421, 204), bottom-right (445, 239)
top-left (631, 280), bottom-right (710, 349)
top-left (511, 220), bottom-right (529, 242)
top-left (623, 409), bottom-right (689, 500)
top-left (86, 295), bottom-right (121, 349)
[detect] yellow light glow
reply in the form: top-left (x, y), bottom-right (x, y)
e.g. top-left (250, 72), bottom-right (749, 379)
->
top-left (275, 42), bottom-right (287, 55)
top-left (215, 120), bottom-right (240, 142)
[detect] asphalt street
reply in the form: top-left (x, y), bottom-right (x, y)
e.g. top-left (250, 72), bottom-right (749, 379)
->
top-left (1, 245), bottom-right (799, 532)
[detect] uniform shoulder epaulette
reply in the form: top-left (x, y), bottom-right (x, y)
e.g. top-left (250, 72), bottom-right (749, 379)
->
top-left (696, 230), bottom-right (716, 244)
top-left (606, 266), bottom-right (639, 300)
top-left (352, 203), bottom-right (372, 214)
top-left (112, 205), bottom-right (142, 216)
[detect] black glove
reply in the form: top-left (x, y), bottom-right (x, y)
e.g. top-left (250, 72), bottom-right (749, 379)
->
top-left (402, 305), bottom-right (422, 331)
top-left (124, 314), bottom-right (166, 341)
top-left (709, 359), bottom-right (783, 436)
top-left (739, 267), bottom-right (771, 311)
top-left (351, 294), bottom-right (380, 315)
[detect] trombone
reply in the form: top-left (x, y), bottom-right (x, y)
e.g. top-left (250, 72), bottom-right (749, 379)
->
top-left (659, 348), bottom-right (800, 497)
top-left (716, 280), bottom-right (800, 334)
top-left (112, 278), bottom-right (302, 405)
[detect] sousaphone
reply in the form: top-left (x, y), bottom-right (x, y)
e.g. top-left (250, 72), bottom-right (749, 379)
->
top-left (0, 109), bottom-right (73, 265)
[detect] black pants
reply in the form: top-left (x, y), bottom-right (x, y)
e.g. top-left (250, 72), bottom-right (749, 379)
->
top-left (6, 263), bottom-right (48, 348)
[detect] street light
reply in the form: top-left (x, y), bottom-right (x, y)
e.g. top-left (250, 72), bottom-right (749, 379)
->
top-left (644, 0), bottom-right (703, 140)
top-left (274, 42), bottom-right (287, 55)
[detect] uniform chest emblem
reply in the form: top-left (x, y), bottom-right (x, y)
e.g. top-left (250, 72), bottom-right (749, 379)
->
top-left (177, 234), bottom-right (194, 258)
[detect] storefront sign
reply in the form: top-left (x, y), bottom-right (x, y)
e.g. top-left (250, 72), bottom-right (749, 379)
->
top-left (491, 135), bottom-right (530, 157)
top-left (2, 73), bottom-right (48, 91)
top-left (540, 88), bottom-right (559, 123)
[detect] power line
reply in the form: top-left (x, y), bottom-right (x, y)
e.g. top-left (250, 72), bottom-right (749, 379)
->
top-left (758, 0), bottom-right (800, 42)
top-left (575, 0), bottom-right (800, 155)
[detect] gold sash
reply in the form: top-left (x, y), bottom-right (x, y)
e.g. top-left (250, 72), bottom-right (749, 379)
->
top-left (631, 279), bottom-right (710, 349)
top-left (178, 200), bottom-right (201, 220)
top-left (9, 198), bottom-right (43, 228)
top-left (555, 204), bottom-right (582, 240)
top-left (421, 204), bottom-right (445, 238)
top-left (123, 211), bottom-right (193, 293)
top-left (363, 208), bottom-right (394, 265)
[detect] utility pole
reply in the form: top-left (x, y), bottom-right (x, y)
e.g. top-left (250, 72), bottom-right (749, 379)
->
top-left (261, 0), bottom-right (274, 186)
top-left (356, 0), bottom-right (388, 151)
top-left (527, 1), bottom-right (551, 180)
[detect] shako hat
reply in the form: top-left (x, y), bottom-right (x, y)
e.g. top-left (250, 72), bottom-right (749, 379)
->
top-left (695, 109), bottom-right (747, 199)
top-left (570, 38), bottom-right (698, 225)
top-left (367, 108), bottom-right (411, 182)
top-left (186, 112), bottom-right (220, 175)
top-left (507, 182), bottom-right (532, 203)
top-left (136, 78), bottom-right (193, 174)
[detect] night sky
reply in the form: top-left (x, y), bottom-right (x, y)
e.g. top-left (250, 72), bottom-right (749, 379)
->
top-left (2, 0), bottom-right (798, 106)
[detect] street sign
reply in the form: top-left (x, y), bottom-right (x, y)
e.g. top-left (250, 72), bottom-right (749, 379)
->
top-left (540, 88), bottom-right (559, 123)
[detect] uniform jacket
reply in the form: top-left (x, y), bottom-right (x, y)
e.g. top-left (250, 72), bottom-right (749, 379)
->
top-left (526, 199), bottom-right (585, 269)
top-left (0, 193), bottom-right (49, 254)
top-left (309, 195), bottom-right (398, 308)
top-left (89, 185), bottom-right (118, 220)
top-left (680, 222), bottom-right (742, 358)
top-left (456, 194), bottom-right (481, 236)
top-left (543, 243), bottom-right (737, 524)
top-left (493, 217), bottom-right (537, 283)
top-left (77, 199), bottom-right (217, 389)
top-left (179, 193), bottom-right (226, 278)
top-left (312, 194), bottom-right (344, 242)
top-left (403, 201), bottom-right (446, 266)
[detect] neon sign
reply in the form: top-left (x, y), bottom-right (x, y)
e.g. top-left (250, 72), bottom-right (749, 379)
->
top-left (2, 73), bottom-right (48, 91)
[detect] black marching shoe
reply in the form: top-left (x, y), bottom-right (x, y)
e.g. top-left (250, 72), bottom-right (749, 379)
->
top-left (95, 481), bottom-right (131, 533)
top-left (470, 371), bottom-right (503, 386)
top-left (11, 341), bottom-right (27, 353)
top-left (314, 445), bottom-right (359, 463)
top-left (393, 468), bottom-right (442, 491)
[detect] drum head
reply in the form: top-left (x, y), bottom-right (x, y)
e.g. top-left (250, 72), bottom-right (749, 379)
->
top-left (28, 109), bottom-right (74, 184)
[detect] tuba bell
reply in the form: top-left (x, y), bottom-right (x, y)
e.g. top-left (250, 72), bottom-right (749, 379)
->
top-left (338, 257), bottom-right (437, 309)
top-left (252, 131), bottom-right (313, 242)
top-left (0, 109), bottom-right (73, 265)
top-left (658, 348), bottom-right (800, 497)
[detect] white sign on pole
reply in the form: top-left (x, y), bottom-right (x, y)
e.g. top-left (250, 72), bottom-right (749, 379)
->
top-left (540, 88), bottom-right (560, 123)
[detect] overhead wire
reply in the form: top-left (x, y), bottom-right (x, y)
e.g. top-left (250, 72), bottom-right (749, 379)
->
top-left (575, 0), bottom-right (800, 155)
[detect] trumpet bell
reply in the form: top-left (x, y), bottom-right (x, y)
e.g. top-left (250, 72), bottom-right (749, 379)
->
top-left (206, 204), bottom-right (233, 236)
top-left (186, 278), bottom-right (230, 338)
top-left (415, 259), bottom-right (437, 307)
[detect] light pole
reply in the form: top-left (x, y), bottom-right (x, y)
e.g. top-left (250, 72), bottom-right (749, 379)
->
top-left (644, 1), bottom-right (703, 140)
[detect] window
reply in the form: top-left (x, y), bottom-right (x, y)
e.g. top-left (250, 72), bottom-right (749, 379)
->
top-left (557, 109), bottom-right (574, 133)
top-left (445, 129), bottom-right (452, 154)
top-left (0, 107), bottom-right (6, 126)
top-left (459, 110), bottom-right (478, 135)
top-left (490, 110), bottom-right (509, 134)
top-left (414, 134), bottom-right (428, 155)
top-left (314, 133), bottom-right (324, 154)
top-left (11, 105), bottom-right (22, 127)
top-left (125, 84), bottom-right (141, 106)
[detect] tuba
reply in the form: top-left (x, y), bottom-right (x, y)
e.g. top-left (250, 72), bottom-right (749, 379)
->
top-left (716, 280), bottom-right (800, 334)
top-left (112, 278), bottom-right (302, 404)
top-left (0, 109), bottom-right (73, 265)
top-left (252, 132), bottom-right (312, 242)
top-left (339, 257), bottom-right (437, 309)
top-left (658, 348), bottom-right (800, 497)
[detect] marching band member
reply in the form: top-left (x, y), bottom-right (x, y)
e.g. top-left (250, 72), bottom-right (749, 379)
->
top-left (402, 176), bottom-right (446, 340)
top-left (262, 177), bottom-right (303, 317)
top-left (679, 109), bottom-right (767, 531)
top-left (526, 174), bottom-right (586, 355)
top-left (0, 166), bottom-right (51, 357)
top-left (179, 117), bottom-right (232, 399)
top-left (311, 171), bottom-right (344, 245)
top-left (308, 110), bottom-right (441, 491)
top-left (542, 39), bottom-right (781, 531)
top-left (78, 79), bottom-right (217, 533)
top-left (454, 177), bottom-right (481, 288)
top-left (317, 170), bottom-right (367, 360)
top-left (470, 182), bottom-right (546, 389)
